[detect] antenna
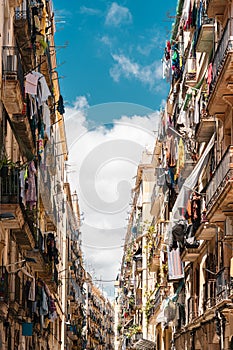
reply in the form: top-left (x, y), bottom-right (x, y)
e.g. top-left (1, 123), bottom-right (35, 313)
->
top-left (162, 7), bottom-right (177, 39)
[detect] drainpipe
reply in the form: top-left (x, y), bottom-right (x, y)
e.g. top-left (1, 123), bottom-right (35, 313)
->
top-left (215, 311), bottom-right (226, 350)
top-left (220, 312), bottom-right (226, 350)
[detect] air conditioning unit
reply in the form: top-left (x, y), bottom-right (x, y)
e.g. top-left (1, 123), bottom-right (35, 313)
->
top-left (5, 54), bottom-right (17, 74)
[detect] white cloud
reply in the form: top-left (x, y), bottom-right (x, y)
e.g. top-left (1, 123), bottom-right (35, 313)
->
top-left (64, 97), bottom-right (160, 296)
top-left (105, 2), bottom-right (132, 27)
top-left (136, 34), bottom-right (161, 57)
top-left (99, 35), bottom-right (113, 48)
top-left (80, 6), bottom-right (101, 16)
top-left (110, 53), bottom-right (163, 90)
top-left (73, 95), bottom-right (89, 111)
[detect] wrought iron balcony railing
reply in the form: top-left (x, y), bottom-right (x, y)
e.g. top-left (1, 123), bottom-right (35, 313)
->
top-left (2, 46), bottom-right (24, 96)
top-left (0, 266), bottom-right (9, 303)
top-left (206, 145), bottom-right (233, 210)
top-left (0, 168), bottom-right (20, 204)
top-left (216, 267), bottom-right (231, 303)
top-left (209, 19), bottom-right (233, 96)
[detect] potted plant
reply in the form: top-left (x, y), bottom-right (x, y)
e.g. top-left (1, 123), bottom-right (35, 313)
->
top-left (0, 156), bottom-right (15, 177)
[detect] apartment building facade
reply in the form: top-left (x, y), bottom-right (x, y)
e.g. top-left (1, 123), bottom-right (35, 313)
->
top-left (0, 0), bottom-right (85, 349)
top-left (84, 273), bottom-right (115, 350)
top-left (117, 0), bottom-right (233, 349)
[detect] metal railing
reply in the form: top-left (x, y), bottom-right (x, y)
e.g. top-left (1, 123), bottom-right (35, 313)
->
top-left (187, 296), bottom-right (199, 323)
top-left (14, 0), bottom-right (32, 33)
top-left (0, 266), bottom-right (9, 303)
top-left (0, 168), bottom-right (20, 204)
top-left (206, 146), bottom-right (233, 209)
top-left (203, 280), bottom-right (216, 310)
top-left (216, 267), bottom-right (231, 303)
top-left (153, 287), bottom-right (162, 311)
top-left (210, 18), bottom-right (233, 95)
top-left (2, 46), bottom-right (24, 97)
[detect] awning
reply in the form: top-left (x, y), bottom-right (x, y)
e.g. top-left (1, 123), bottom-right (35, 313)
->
top-left (133, 339), bottom-right (156, 350)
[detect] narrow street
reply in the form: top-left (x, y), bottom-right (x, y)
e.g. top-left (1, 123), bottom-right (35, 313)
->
top-left (1, 0), bottom-right (233, 350)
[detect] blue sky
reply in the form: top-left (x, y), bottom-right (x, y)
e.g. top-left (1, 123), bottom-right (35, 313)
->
top-left (52, 1), bottom-right (177, 297)
top-left (53, 1), bottom-right (176, 117)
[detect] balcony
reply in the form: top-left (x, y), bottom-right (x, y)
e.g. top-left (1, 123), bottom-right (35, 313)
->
top-left (216, 267), bottom-right (231, 304)
top-left (196, 115), bottom-right (216, 143)
top-left (203, 280), bottom-right (216, 310)
top-left (195, 222), bottom-right (216, 240)
top-left (135, 259), bottom-right (143, 273)
top-left (208, 19), bottom-right (233, 116)
top-left (187, 296), bottom-right (199, 323)
top-left (39, 46), bottom-right (53, 89)
top-left (185, 58), bottom-right (197, 87)
top-left (181, 152), bottom-right (195, 179)
top-left (0, 169), bottom-right (35, 249)
top-left (2, 47), bottom-right (24, 115)
top-left (206, 146), bottom-right (233, 220)
top-left (14, 9), bottom-right (35, 72)
top-left (150, 185), bottom-right (163, 218)
top-left (39, 263), bottom-right (59, 293)
top-left (206, 0), bottom-right (228, 20)
top-left (196, 18), bottom-right (215, 54)
top-left (154, 287), bottom-right (162, 307)
top-left (136, 288), bottom-right (142, 308)
top-left (149, 254), bottom-right (160, 272)
top-left (25, 229), bottom-right (47, 271)
top-left (11, 113), bottom-right (36, 158)
top-left (181, 247), bottom-right (200, 262)
top-left (39, 167), bottom-right (57, 231)
top-left (9, 0), bottom-right (23, 6)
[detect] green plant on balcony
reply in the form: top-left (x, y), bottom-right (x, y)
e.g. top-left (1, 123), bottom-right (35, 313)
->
top-left (145, 299), bottom-right (154, 321)
top-left (0, 156), bottom-right (16, 177)
top-left (117, 323), bottom-right (122, 334)
top-left (129, 295), bottom-right (135, 306)
top-left (125, 324), bottom-right (142, 338)
top-left (125, 241), bottom-right (135, 263)
top-left (162, 262), bottom-right (168, 275)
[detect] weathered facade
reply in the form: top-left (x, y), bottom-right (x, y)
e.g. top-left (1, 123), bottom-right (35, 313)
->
top-left (0, 0), bottom-right (85, 349)
top-left (117, 1), bottom-right (233, 349)
top-left (85, 273), bottom-right (115, 350)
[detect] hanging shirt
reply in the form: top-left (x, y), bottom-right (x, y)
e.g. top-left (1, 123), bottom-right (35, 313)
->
top-left (33, 72), bottom-right (51, 105)
top-left (25, 72), bottom-right (39, 95)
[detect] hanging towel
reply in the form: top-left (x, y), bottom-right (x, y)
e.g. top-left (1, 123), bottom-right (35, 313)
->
top-left (40, 287), bottom-right (48, 315)
top-left (28, 277), bottom-right (36, 301)
top-left (168, 248), bottom-right (184, 280)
